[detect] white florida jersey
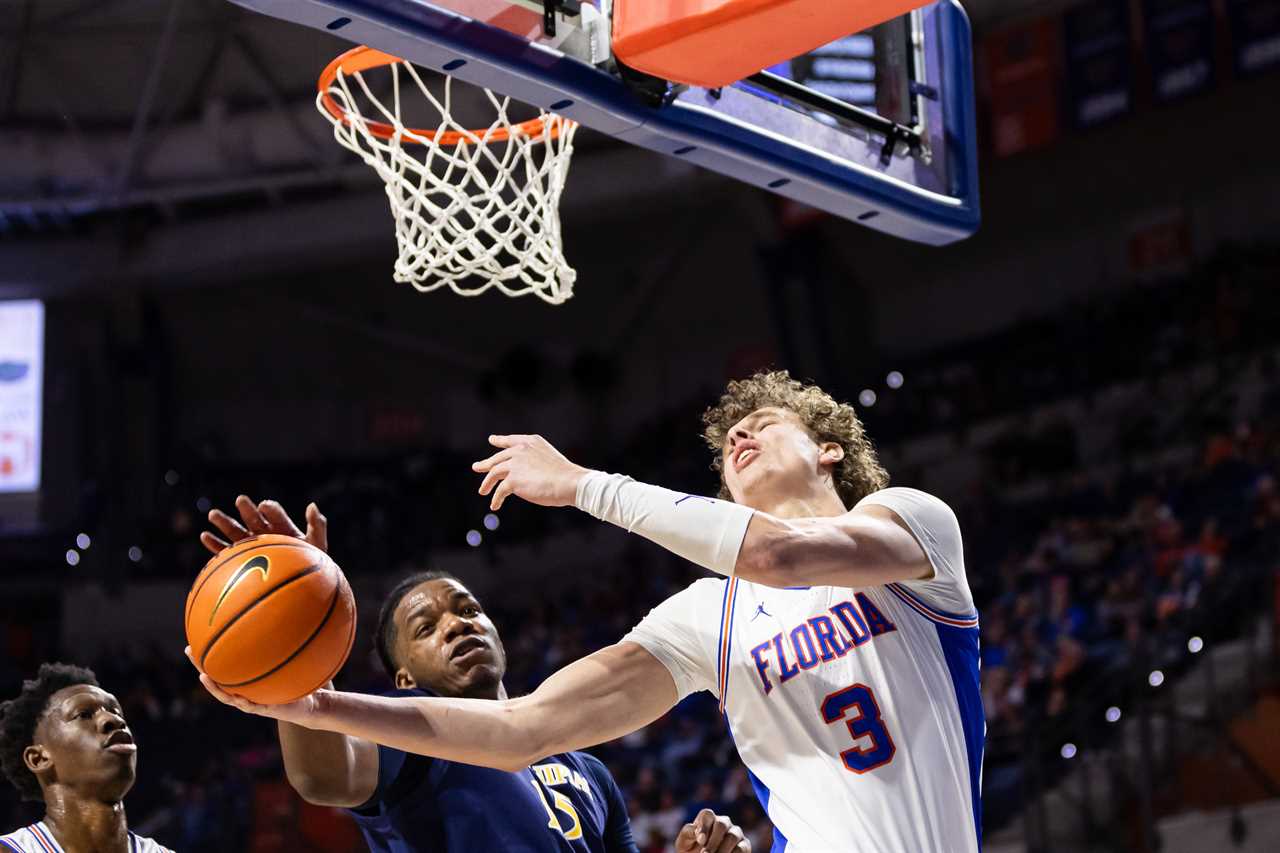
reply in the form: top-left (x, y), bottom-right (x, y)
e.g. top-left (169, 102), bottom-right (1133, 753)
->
top-left (624, 487), bottom-right (983, 853)
top-left (0, 822), bottom-right (172, 853)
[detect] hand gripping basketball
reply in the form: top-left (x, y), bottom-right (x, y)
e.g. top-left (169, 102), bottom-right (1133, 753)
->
top-left (185, 645), bottom-right (325, 726)
top-left (472, 434), bottom-right (591, 511)
top-left (187, 495), bottom-right (355, 705)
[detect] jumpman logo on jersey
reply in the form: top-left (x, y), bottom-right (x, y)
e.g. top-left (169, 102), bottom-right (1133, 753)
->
top-left (751, 602), bottom-right (773, 622)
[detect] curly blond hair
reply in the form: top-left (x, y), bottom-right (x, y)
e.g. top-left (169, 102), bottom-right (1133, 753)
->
top-left (702, 370), bottom-right (888, 508)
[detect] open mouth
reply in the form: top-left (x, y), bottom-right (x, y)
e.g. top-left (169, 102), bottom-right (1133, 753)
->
top-left (450, 637), bottom-right (488, 662)
top-left (733, 446), bottom-right (760, 472)
top-left (104, 731), bottom-right (136, 753)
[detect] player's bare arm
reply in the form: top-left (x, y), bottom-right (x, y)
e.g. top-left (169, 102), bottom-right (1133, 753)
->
top-left (472, 433), bottom-right (932, 590)
top-left (733, 505), bottom-right (931, 588)
top-left (189, 640), bottom-right (678, 773)
top-left (199, 496), bottom-right (379, 808)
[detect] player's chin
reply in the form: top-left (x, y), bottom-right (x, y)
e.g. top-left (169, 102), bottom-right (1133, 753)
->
top-left (456, 658), bottom-right (502, 687)
top-left (95, 760), bottom-right (138, 798)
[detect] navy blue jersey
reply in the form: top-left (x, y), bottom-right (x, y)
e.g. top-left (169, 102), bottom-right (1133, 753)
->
top-left (347, 690), bottom-right (638, 853)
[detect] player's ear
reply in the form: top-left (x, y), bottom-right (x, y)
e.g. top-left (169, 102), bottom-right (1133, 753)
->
top-left (394, 669), bottom-right (417, 690)
top-left (23, 743), bottom-right (51, 775)
top-left (818, 442), bottom-right (844, 466)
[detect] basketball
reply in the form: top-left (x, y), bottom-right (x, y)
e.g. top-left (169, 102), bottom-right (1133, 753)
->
top-left (185, 534), bottom-right (357, 705)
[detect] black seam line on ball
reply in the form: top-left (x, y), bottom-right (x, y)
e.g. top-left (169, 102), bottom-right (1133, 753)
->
top-left (198, 564), bottom-right (325, 671)
top-left (187, 541), bottom-right (321, 630)
top-left (217, 579), bottom-right (342, 688)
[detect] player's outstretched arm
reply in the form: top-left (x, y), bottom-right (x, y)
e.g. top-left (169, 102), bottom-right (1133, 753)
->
top-left (191, 641), bottom-right (679, 773)
top-left (200, 496), bottom-right (380, 808)
top-left (470, 435), bottom-right (933, 589)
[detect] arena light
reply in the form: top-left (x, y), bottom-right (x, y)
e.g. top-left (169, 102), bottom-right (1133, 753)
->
top-left (164, 469), bottom-right (180, 486)
top-left (76, 533), bottom-right (91, 550)
top-left (859, 389), bottom-right (877, 407)
top-left (196, 497), bottom-right (212, 513)
top-left (1105, 706), bottom-right (1122, 723)
top-left (65, 549), bottom-right (80, 567)
top-left (127, 546), bottom-right (143, 563)
top-left (483, 513), bottom-right (500, 531)
top-left (1148, 670), bottom-right (1165, 688)
top-left (1187, 636), bottom-right (1204, 654)
top-left (466, 530), bottom-right (482, 547)
top-left (886, 370), bottom-right (904, 389)
top-left (1060, 743), bottom-right (1077, 759)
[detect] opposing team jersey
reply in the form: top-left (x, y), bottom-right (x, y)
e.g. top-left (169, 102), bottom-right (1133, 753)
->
top-left (0, 822), bottom-right (171, 853)
top-left (624, 487), bottom-right (984, 853)
top-left (347, 689), bottom-right (638, 853)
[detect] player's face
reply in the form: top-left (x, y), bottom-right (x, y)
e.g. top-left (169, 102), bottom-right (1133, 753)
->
top-left (722, 406), bottom-right (837, 506)
top-left (26, 685), bottom-right (136, 802)
top-left (392, 579), bottom-right (507, 699)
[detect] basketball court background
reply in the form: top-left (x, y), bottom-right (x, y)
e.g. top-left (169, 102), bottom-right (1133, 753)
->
top-left (3, 1), bottom-right (1280, 851)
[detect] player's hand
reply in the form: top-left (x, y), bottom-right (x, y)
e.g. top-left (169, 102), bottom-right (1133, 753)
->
top-left (675, 809), bottom-right (750, 853)
top-left (184, 645), bottom-right (326, 727)
top-left (200, 495), bottom-right (328, 555)
top-left (472, 434), bottom-right (590, 511)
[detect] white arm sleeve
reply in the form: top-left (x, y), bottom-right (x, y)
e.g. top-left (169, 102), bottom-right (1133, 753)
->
top-left (856, 487), bottom-right (975, 618)
top-left (620, 579), bottom-right (724, 701)
top-left (575, 472), bottom-right (754, 577)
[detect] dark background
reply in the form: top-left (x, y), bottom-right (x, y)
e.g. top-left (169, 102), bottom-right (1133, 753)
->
top-left (2, 1), bottom-right (1280, 851)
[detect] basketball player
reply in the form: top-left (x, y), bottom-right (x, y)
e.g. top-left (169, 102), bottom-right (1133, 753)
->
top-left (196, 370), bottom-right (982, 852)
top-left (0, 663), bottom-right (172, 853)
top-left (196, 497), bottom-right (750, 853)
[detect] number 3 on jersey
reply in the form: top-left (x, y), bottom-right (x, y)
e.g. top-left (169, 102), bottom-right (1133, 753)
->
top-left (821, 683), bottom-right (896, 773)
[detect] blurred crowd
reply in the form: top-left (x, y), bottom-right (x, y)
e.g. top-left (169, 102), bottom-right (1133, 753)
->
top-left (2, 246), bottom-right (1279, 849)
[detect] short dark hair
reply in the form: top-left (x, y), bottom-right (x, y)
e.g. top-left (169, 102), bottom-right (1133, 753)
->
top-left (1, 662), bottom-right (100, 801)
top-left (375, 570), bottom-right (459, 679)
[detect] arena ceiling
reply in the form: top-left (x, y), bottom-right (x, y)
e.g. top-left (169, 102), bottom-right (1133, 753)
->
top-left (0, 0), bottom-right (1066, 293)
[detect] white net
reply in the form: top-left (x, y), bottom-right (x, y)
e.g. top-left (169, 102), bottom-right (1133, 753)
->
top-left (317, 55), bottom-right (579, 304)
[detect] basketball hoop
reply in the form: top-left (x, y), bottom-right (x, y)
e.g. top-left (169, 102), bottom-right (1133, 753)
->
top-left (316, 47), bottom-right (579, 304)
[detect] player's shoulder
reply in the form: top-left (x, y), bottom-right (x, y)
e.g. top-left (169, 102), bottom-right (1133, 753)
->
top-left (0, 823), bottom-right (70, 853)
top-left (553, 751), bottom-right (621, 794)
top-left (685, 576), bottom-right (730, 599)
top-left (856, 486), bottom-right (956, 515)
top-left (131, 833), bottom-right (176, 853)
top-left (559, 749), bottom-right (609, 775)
top-left (0, 825), bottom-right (31, 852)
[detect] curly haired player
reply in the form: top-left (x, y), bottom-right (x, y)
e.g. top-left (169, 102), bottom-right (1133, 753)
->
top-left (1, 663), bottom-right (171, 853)
top-left (195, 370), bottom-right (983, 853)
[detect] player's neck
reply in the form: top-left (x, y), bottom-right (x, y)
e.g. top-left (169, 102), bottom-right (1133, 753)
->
top-left (41, 791), bottom-right (130, 853)
top-left (754, 484), bottom-right (847, 519)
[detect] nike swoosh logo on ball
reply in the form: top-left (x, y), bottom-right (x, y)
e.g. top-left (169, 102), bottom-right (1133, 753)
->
top-left (209, 555), bottom-right (271, 624)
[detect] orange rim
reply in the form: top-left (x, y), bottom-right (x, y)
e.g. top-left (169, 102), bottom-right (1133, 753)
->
top-left (317, 46), bottom-right (564, 146)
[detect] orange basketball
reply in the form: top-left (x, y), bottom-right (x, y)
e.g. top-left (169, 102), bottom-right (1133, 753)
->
top-left (185, 534), bottom-right (356, 704)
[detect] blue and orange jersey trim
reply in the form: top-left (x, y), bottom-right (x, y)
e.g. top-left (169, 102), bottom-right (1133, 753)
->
top-left (886, 583), bottom-right (978, 628)
top-left (28, 824), bottom-right (59, 853)
top-left (716, 577), bottom-right (740, 712)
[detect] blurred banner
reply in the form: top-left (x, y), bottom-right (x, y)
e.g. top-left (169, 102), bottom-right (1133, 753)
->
top-left (1144, 0), bottom-right (1217, 102)
top-left (1227, 0), bottom-right (1280, 76)
top-left (1064, 0), bottom-right (1136, 128)
top-left (0, 300), bottom-right (44, 494)
top-left (984, 18), bottom-right (1061, 157)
